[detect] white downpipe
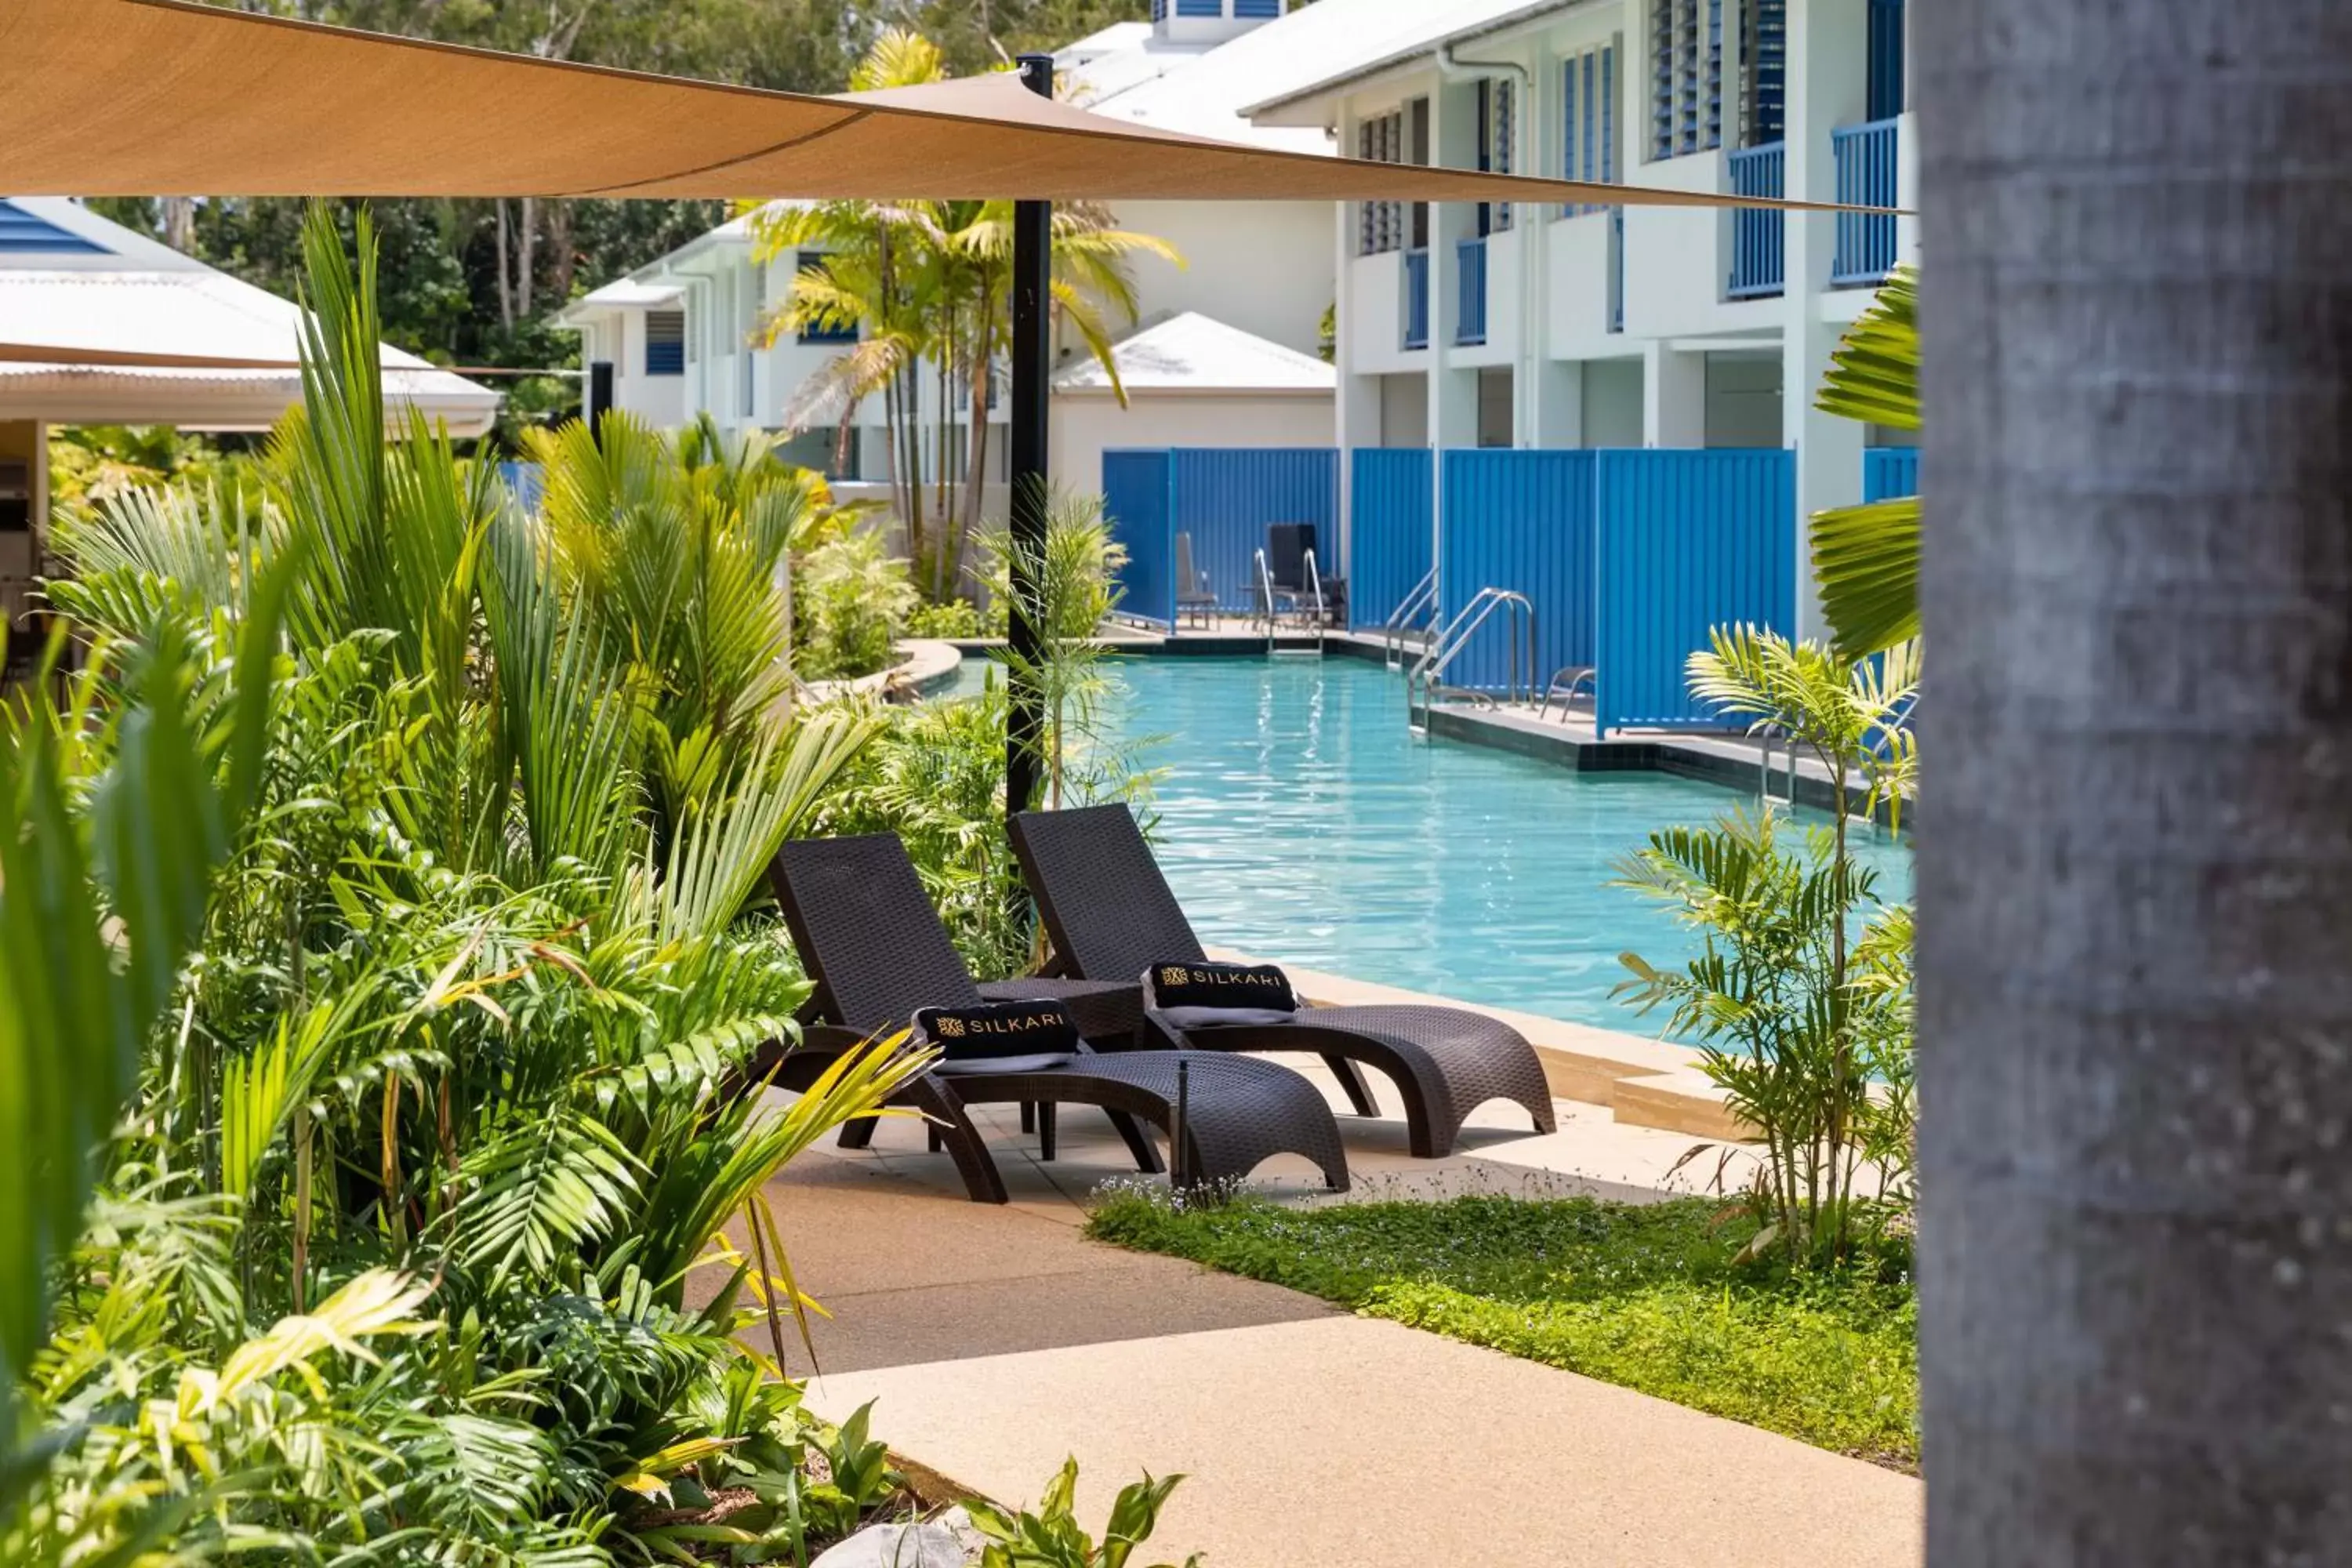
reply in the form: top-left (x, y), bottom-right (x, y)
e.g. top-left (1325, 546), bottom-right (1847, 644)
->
top-left (1437, 43), bottom-right (1538, 447)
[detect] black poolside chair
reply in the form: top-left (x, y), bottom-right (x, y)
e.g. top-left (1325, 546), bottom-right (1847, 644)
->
top-left (1008, 804), bottom-right (1559, 1159)
top-left (762, 834), bottom-right (1348, 1203)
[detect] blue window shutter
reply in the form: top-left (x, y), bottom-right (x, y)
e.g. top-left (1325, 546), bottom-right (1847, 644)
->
top-left (1650, 0), bottom-right (1674, 158)
top-left (1867, 0), bottom-right (1905, 120)
top-left (1602, 44), bottom-right (1617, 182)
top-left (1562, 60), bottom-right (1578, 211)
top-left (1583, 53), bottom-right (1599, 182)
top-left (644, 310), bottom-right (684, 376)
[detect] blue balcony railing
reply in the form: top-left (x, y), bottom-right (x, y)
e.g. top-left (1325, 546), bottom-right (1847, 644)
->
top-left (1831, 117), bottom-right (1901, 285)
top-left (1457, 236), bottom-right (1488, 345)
top-left (1726, 141), bottom-right (1785, 299)
top-left (1403, 248), bottom-right (1430, 349)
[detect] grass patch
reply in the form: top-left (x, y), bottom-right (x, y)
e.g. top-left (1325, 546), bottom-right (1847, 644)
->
top-left (1086, 1190), bottom-right (1917, 1468)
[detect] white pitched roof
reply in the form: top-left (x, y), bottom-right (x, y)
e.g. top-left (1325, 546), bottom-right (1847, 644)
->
top-left (0, 198), bottom-right (498, 435)
top-left (557, 275), bottom-right (684, 325)
top-left (1054, 10), bottom-right (1335, 154)
top-left (1054, 311), bottom-right (1334, 396)
top-left (1242, 0), bottom-right (1561, 121)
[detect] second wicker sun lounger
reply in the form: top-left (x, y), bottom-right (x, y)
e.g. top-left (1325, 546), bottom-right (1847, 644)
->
top-left (764, 833), bottom-right (1349, 1203)
top-left (1009, 804), bottom-right (1559, 1159)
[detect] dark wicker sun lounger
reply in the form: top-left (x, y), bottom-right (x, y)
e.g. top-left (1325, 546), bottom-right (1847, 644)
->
top-left (762, 833), bottom-right (1348, 1203)
top-left (1009, 804), bottom-right (1559, 1159)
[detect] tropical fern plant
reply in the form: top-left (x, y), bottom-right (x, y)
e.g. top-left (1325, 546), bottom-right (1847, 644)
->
top-left (5, 203), bottom-right (939, 1566)
top-left (1615, 626), bottom-right (1918, 1259)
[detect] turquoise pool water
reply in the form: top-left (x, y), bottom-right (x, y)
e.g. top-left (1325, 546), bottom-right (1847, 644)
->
top-left (952, 653), bottom-right (1911, 1034)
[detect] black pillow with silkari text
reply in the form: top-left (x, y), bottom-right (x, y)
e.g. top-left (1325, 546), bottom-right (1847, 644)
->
top-left (913, 999), bottom-right (1082, 1062)
top-left (1148, 961), bottom-right (1298, 1015)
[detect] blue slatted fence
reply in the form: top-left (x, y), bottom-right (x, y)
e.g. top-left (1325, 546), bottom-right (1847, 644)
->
top-left (1594, 448), bottom-right (1795, 734)
top-left (498, 462), bottom-right (545, 514)
top-left (1863, 445), bottom-right (1919, 502)
top-left (1438, 450), bottom-right (1598, 695)
top-left (1347, 448), bottom-right (1433, 631)
top-left (1102, 449), bottom-right (1175, 626)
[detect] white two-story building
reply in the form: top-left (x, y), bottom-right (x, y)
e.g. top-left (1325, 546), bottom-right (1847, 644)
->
top-left (1247, 0), bottom-right (1916, 606)
top-left (560, 0), bottom-right (1365, 506)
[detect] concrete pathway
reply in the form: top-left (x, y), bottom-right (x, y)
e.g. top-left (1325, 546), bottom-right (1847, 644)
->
top-left (755, 1060), bottom-right (1921, 1566)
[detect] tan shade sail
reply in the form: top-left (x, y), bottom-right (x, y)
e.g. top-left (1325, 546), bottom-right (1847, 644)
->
top-left (0, 0), bottom-right (1867, 212)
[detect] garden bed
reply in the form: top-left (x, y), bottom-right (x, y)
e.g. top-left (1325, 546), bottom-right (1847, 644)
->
top-left (1087, 1190), bottom-right (1918, 1470)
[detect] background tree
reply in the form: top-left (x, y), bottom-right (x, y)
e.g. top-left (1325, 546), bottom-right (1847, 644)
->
top-left (757, 30), bottom-right (1172, 601)
top-left (1917, 2), bottom-right (2352, 1563)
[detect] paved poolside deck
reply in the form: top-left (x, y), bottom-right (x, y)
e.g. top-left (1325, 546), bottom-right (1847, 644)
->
top-left (751, 1057), bottom-right (1918, 1566)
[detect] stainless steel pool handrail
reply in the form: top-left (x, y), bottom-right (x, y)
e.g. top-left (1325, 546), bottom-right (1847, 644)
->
top-left (1294, 549), bottom-right (1328, 655)
top-left (1381, 570), bottom-right (1439, 669)
top-left (1251, 548), bottom-right (1279, 651)
top-left (1406, 588), bottom-right (1536, 729)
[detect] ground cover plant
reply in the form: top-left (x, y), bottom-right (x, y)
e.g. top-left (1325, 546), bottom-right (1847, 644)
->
top-left (1088, 1189), bottom-right (1918, 1469)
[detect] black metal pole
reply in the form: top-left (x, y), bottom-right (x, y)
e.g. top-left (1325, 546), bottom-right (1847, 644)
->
top-left (1005, 52), bottom-right (1054, 821)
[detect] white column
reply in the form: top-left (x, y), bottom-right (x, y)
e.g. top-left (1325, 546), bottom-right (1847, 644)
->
top-left (1644, 342), bottom-right (1705, 446)
top-left (1536, 361), bottom-right (1584, 447)
top-left (1782, 0), bottom-right (1869, 637)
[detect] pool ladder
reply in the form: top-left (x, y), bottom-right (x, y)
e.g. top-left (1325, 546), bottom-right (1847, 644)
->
top-left (1406, 587), bottom-right (1536, 731)
top-left (1253, 547), bottom-right (1327, 655)
top-left (1379, 568), bottom-right (1439, 670)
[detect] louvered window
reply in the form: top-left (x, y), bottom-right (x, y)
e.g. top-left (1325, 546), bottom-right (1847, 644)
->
top-left (1742, 0), bottom-right (1788, 147)
top-left (1563, 41), bottom-right (1621, 215)
top-left (645, 310), bottom-right (684, 376)
top-left (1356, 111), bottom-right (1407, 255)
top-left (1649, 0), bottom-right (1722, 159)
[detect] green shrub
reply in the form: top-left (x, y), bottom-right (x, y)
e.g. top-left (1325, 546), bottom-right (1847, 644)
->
top-left (907, 597), bottom-right (986, 639)
top-left (798, 530), bottom-right (920, 681)
top-left (5, 203), bottom-right (933, 1567)
top-left (1089, 1190), bottom-right (1918, 1468)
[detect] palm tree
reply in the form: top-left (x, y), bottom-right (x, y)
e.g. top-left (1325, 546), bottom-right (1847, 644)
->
top-left (751, 30), bottom-right (1176, 601)
top-left (1916, 3), bottom-right (2352, 1562)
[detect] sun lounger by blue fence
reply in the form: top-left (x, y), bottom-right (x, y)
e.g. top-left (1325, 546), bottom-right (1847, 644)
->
top-left (1101, 448), bottom-right (1339, 626)
top-left (1104, 444), bottom-right (1798, 737)
top-left (1428, 448), bottom-right (1795, 735)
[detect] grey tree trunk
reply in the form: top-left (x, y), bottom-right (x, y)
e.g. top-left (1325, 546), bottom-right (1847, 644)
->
top-left (1918, 2), bottom-right (2352, 1562)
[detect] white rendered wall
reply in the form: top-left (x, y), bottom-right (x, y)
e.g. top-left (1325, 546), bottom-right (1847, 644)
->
top-left (1051, 392), bottom-right (1334, 502)
top-left (1112, 199), bottom-right (1336, 358)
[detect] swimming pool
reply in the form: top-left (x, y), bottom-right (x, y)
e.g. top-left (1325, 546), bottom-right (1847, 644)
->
top-left (1022, 653), bottom-right (1912, 1036)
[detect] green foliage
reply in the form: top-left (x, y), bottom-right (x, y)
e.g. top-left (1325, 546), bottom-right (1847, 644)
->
top-left (1616, 626), bottom-right (1918, 1258)
top-left (7, 204), bottom-right (935, 1565)
top-left (45, 425), bottom-right (263, 516)
top-left (1811, 266), bottom-right (1922, 658)
top-left (906, 598), bottom-right (987, 640)
top-left (1089, 1191), bottom-right (1918, 1468)
top-left (981, 489), bottom-right (1149, 810)
top-left (754, 34), bottom-right (1177, 599)
top-left (966, 1457), bottom-right (1199, 1568)
top-left (798, 530), bottom-right (921, 681)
